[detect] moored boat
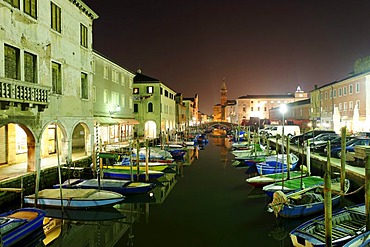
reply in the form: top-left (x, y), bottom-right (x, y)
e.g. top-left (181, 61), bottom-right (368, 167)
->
top-left (103, 168), bottom-right (165, 180)
top-left (262, 175), bottom-right (324, 197)
top-left (75, 178), bottom-right (156, 195)
top-left (24, 188), bottom-right (125, 209)
top-left (268, 178), bottom-right (350, 218)
top-left (246, 170), bottom-right (307, 188)
top-left (0, 207), bottom-right (46, 247)
top-left (343, 230), bottom-right (370, 247)
top-left (290, 203), bottom-right (366, 247)
top-left (255, 153), bottom-right (299, 175)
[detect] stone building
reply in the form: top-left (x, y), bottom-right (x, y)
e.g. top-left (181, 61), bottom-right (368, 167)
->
top-left (0, 0), bottom-right (98, 170)
top-left (310, 56), bottom-right (370, 133)
top-left (133, 70), bottom-right (177, 139)
top-left (213, 78), bottom-right (236, 122)
top-left (92, 51), bottom-right (138, 150)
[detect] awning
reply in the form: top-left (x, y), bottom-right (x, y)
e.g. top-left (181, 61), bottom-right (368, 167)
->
top-left (94, 117), bottom-right (117, 125)
top-left (94, 117), bottom-right (140, 125)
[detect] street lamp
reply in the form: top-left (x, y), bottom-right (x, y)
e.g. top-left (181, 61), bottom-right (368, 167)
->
top-left (280, 104), bottom-right (287, 154)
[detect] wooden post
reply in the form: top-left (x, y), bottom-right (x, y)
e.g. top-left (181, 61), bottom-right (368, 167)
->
top-left (287, 138), bottom-right (291, 180)
top-left (324, 140), bottom-right (332, 246)
top-left (145, 139), bottom-right (149, 182)
top-left (365, 148), bottom-right (370, 231)
top-left (340, 126), bottom-right (347, 202)
top-left (136, 139), bottom-right (140, 180)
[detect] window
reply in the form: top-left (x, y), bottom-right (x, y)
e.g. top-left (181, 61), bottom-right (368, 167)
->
top-left (134, 104), bottom-right (138, 113)
top-left (129, 96), bottom-right (133, 108)
top-left (160, 88), bottom-right (163, 95)
top-left (330, 90), bottom-right (332, 99)
top-left (111, 92), bottom-right (119, 106)
top-left (251, 107), bottom-right (253, 111)
top-left (147, 86), bottom-right (154, 94)
top-left (356, 83), bottom-right (360, 93)
top-left (165, 90), bottom-right (168, 97)
top-left (343, 102), bottom-right (347, 112)
top-left (24, 51), bottom-right (37, 83)
top-left (24, 0), bottom-right (37, 18)
top-left (339, 103), bottom-right (342, 112)
top-left (129, 78), bottom-right (133, 89)
top-left (121, 74), bottom-right (125, 86)
top-left (51, 2), bottom-right (61, 32)
top-left (121, 94), bottom-right (125, 107)
top-left (349, 101), bottom-right (353, 111)
top-left (349, 84), bottom-right (353, 94)
top-left (324, 92), bottom-right (328, 100)
top-left (148, 102), bottom-right (153, 112)
top-left (4, 44), bottom-right (20, 80)
top-left (104, 90), bottom-right (108, 104)
top-left (333, 89), bottom-right (337, 98)
top-left (338, 88), bottom-right (342, 97)
top-left (52, 62), bottom-right (62, 94)
top-left (80, 24), bottom-right (88, 48)
top-left (80, 72), bottom-right (88, 99)
top-left (103, 66), bottom-right (108, 79)
top-left (5, 0), bottom-right (20, 8)
top-left (343, 86), bottom-right (347, 96)
top-left (356, 100), bottom-right (360, 109)
top-left (133, 88), bottom-right (139, 94)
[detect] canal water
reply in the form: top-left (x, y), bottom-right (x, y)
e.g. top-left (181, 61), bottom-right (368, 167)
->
top-left (27, 137), bottom-right (360, 247)
top-left (114, 137), bottom-right (307, 247)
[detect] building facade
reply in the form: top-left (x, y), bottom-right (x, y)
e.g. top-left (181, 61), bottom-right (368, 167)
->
top-left (0, 0), bottom-right (97, 170)
top-left (133, 71), bottom-right (177, 139)
top-left (310, 56), bottom-right (370, 133)
top-left (92, 51), bottom-right (138, 150)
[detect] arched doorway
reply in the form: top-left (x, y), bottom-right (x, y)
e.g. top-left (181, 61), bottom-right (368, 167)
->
top-left (40, 122), bottom-right (67, 168)
top-left (0, 123), bottom-right (37, 172)
top-left (72, 122), bottom-right (91, 159)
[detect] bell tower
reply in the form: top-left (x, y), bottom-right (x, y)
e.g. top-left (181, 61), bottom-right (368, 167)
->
top-left (221, 78), bottom-right (227, 106)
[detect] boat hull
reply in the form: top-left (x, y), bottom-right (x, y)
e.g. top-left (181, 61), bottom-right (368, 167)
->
top-left (0, 207), bottom-right (46, 247)
top-left (290, 204), bottom-right (366, 247)
top-left (24, 189), bottom-right (125, 209)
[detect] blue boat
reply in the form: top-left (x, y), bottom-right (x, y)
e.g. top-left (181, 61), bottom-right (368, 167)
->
top-left (268, 178), bottom-right (350, 218)
top-left (103, 168), bottom-right (165, 181)
top-left (343, 230), bottom-right (370, 247)
top-left (255, 153), bottom-right (299, 175)
top-left (0, 207), bottom-right (46, 247)
top-left (290, 204), bottom-right (366, 247)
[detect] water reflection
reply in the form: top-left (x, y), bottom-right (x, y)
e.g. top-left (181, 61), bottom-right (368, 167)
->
top-left (33, 146), bottom-right (202, 247)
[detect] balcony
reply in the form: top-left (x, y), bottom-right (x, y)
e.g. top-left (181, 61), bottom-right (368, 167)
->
top-left (0, 77), bottom-right (50, 112)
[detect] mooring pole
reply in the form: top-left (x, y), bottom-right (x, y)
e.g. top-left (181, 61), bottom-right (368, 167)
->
top-left (324, 140), bottom-right (332, 246)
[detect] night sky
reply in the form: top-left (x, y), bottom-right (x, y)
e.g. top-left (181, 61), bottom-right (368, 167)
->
top-left (83, 0), bottom-right (370, 115)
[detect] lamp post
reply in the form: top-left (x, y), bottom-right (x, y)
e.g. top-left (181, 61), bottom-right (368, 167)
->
top-left (280, 104), bottom-right (287, 154)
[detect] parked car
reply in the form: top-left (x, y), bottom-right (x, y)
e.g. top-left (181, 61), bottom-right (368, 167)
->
top-left (324, 137), bottom-right (370, 158)
top-left (290, 130), bottom-right (336, 146)
top-left (312, 136), bottom-right (355, 155)
top-left (304, 133), bottom-right (340, 148)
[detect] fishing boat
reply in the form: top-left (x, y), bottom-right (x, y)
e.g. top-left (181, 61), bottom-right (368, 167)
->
top-left (103, 168), bottom-right (165, 180)
top-left (255, 153), bottom-right (299, 175)
top-left (262, 175), bottom-right (324, 197)
top-left (268, 178), bottom-right (350, 218)
top-left (0, 207), bottom-right (46, 247)
top-left (245, 170), bottom-right (307, 188)
top-left (233, 151), bottom-right (278, 167)
top-left (74, 178), bottom-right (156, 195)
top-left (24, 188), bottom-right (125, 209)
top-left (343, 230), bottom-right (370, 247)
top-left (290, 203), bottom-right (366, 247)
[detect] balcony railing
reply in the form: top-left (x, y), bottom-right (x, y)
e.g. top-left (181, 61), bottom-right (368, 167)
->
top-left (0, 77), bottom-right (50, 111)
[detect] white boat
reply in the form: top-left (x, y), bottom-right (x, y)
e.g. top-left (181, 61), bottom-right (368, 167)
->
top-left (24, 188), bottom-right (125, 209)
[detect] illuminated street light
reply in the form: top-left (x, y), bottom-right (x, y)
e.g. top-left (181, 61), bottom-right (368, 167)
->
top-left (280, 104), bottom-right (287, 155)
